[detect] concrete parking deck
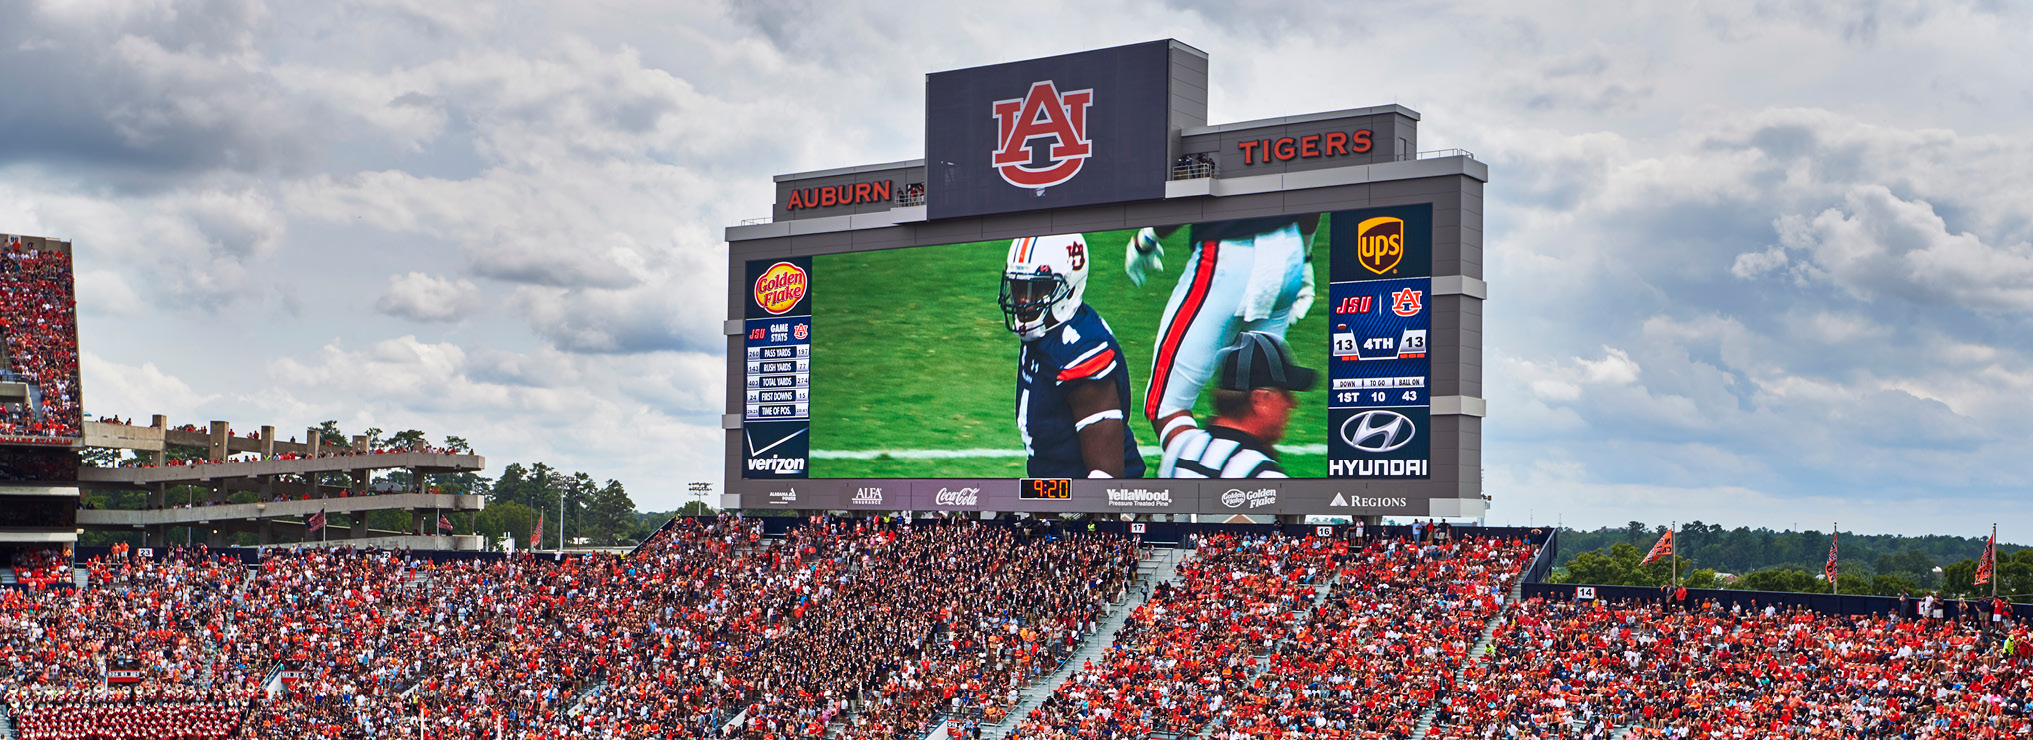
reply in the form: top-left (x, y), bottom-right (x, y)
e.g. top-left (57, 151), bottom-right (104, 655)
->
top-left (78, 453), bottom-right (487, 487)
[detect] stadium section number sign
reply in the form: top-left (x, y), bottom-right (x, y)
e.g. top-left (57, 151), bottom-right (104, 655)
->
top-left (739, 206), bottom-right (1430, 484)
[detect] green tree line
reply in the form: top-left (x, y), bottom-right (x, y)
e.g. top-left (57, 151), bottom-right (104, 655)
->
top-left (1550, 521), bottom-right (2029, 600)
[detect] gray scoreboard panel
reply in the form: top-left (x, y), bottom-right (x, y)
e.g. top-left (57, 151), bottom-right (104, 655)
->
top-left (725, 41), bottom-right (1485, 519)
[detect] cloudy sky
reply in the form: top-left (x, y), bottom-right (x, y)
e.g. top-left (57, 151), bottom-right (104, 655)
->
top-left (4, 0), bottom-right (2029, 536)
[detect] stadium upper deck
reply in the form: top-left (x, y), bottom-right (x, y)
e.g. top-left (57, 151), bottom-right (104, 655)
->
top-left (0, 235), bottom-right (80, 447)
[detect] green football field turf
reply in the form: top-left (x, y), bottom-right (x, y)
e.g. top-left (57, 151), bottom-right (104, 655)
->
top-left (808, 219), bottom-right (1331, 478)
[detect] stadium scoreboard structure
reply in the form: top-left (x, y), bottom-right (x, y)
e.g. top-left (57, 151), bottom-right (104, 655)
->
top-left (725, 40), bottom-right (1487, 519)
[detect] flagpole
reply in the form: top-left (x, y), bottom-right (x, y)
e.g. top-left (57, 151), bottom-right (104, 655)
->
top-left (1671, 521), bottom-right (1678, 588)
top-left (1830, 522), bottom-right (1838, 595)
top-left (1992, 523), bottom-right (1999, 600)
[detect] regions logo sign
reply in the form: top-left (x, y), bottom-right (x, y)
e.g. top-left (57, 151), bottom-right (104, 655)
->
top-left (1356, 216), bottom-right (1405, 275)
top-left (991, 81), bottom-right (1093, 189)
top-left (754, 262), bottom-right (808, 315)
top-left (1328, 493), bottom-right (1411, 509)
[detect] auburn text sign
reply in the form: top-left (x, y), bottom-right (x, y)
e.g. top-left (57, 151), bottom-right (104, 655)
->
top-left (926, 41), bottom-right (1170, 220)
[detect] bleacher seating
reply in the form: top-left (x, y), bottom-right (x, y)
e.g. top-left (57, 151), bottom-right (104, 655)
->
top-left (1432, 598), bottom-right (2031, 740)
top-left (1, 520), bottom-right (2024, 740)
top-left (0, 245), bottom-right (81, 440)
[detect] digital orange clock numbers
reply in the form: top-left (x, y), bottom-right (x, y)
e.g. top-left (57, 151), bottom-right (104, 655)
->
top-left (1019, 478), bottom-right (1071, 500)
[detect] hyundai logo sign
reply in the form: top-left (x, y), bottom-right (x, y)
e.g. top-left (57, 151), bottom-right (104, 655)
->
top-left (1340, 410), bottom-right (1416, 452)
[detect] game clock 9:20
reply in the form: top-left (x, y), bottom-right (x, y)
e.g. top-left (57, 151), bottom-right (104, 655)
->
top-left (1019, 478), bottom-right (1071, 500)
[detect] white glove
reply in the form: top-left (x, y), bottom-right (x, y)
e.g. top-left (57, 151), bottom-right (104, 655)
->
top-left (1125, 227), bottom-right (1164, 287)
top-left (1291, 261), bottom-right (1317, 323)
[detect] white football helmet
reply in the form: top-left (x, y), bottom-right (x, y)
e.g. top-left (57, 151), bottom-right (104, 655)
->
top-left (1000, 234), bottom-right (1090, 341)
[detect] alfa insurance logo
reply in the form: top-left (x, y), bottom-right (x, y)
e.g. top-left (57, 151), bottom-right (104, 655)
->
top-left (991, 80), bottom-right (1093, 189)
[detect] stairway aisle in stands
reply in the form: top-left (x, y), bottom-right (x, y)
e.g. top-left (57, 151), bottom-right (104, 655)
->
top-left (1, 703), bottom-right (17, 740)
top-left (980, 546), bottom-right (1187, 740)
top-left (1409, 558), bottom-right (1530, 740)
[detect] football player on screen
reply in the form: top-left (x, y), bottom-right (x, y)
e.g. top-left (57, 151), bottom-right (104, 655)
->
top-left (1124, 214), bottom-right (1321, 460)
top-left (1000, 234), bottom-right (1146, 479)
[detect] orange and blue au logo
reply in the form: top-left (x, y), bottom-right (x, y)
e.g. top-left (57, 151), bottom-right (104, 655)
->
top-left (991, 80), bottom-right (1093, 189)
top-left (754, 262), bottom-right (808, 315)
top-left (1356, 216), bottom-right (1405, 275)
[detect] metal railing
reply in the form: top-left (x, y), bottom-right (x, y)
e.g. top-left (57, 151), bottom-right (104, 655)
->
top-left (1168, 159), bottom-right (1216, 180)
top-left (896, 189), bottom-right (927, 207)
top-left (739, 217), bottom-right (771, 226)
top-left (1521, 528), bottom-right (1559, 584)
top-left (1403, 148), bottom-right (1476, 161)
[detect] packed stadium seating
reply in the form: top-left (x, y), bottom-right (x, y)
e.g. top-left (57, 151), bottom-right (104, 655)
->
top-left (1007, 532), bottom-right (1535, 740)
top-left (4, 546), bottom-right (70, 590)
top-left (2, 519), bottom-right (2025, 740)
top-left (0, 245), bottom-right (81, 440)
top-left (1, 517), bottom-right (1141, 740)
top-left (7, 690), bottom-right (251, 740)
top-left (1430, 598), bottom-right (2032, 740)
top-left (1009, 532), bottom-right (1336, 740)
top-left (1203, 535), bottom-right (1535, 740)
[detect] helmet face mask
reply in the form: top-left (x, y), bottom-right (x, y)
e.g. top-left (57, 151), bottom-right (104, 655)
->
top-left (1000, 270), bottom-right (1070, 339)
top-left (1000, 234), bottom-right (1089, 342)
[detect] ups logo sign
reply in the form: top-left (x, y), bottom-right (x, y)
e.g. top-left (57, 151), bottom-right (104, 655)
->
top-left (1356, 216), bottom-right (1404, 274)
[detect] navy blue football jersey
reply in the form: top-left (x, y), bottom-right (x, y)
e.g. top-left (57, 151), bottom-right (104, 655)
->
top-left (1017, 304), bottom-right (1146, 478)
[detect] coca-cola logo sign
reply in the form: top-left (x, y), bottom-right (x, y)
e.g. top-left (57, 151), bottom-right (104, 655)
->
top-left (933, 487), bottom-right (981, 506)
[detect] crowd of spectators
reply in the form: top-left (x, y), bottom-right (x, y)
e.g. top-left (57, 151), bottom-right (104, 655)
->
top-left (0, 243), bottom-right (81, 441)
top-left (6, 519), bottom-right (2026, 740)
top-left (5, 546), bottom-right (71, 591)
top-left (1200, 535), bottom-right (1535, 740)
top-left (7, 689), bottom-right (253, 740)
top-left (1430, 598), bottom-right (2031, 740)
top-left (1171, 152), bottom-right (1217, 179)
top-left (568, 517), bottom-right (1139, 740)
top-left (1009, 532), bottom-right (1336, 739)
top-left (1, 516), bottom-right (1140, 740)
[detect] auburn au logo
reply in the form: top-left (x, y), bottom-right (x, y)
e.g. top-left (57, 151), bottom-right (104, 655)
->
top-left (991, 80), bottom-right (1093, 189)
top-left (1356, 216), bottom-right (1405, 275)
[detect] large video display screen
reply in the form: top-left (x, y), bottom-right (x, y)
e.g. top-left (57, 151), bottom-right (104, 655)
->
top-left (743, 206), bottom-right (1432, 483)
top-left (0, 236), bottom-right (82, 447)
